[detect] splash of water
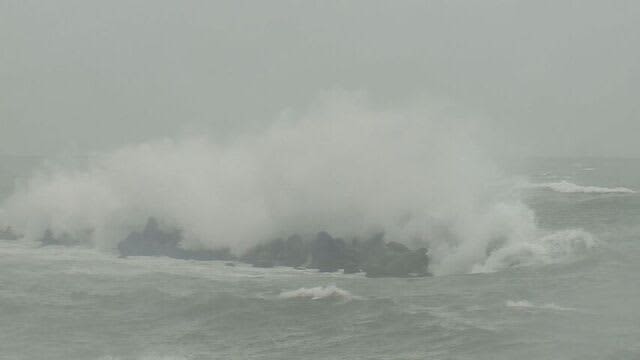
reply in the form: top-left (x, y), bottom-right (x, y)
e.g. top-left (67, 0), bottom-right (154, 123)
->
top-left (0, 92), bottom-right (594, 274)
top-left (525, 180), bottom-right (635, 194)
top-left (278, 285), bottom-right (356, 301)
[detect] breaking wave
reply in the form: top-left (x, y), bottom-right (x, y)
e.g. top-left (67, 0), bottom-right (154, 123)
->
top-left (526, 180), bottom-right (635, 194)
top-left (506, 300), bottom-right (577, 311)
top-left (0, 92), bottom-right (596, 275)
top-left (278, 285), bottom-right (356, 301)
top-left (471, 229), bottom-right (597, 273)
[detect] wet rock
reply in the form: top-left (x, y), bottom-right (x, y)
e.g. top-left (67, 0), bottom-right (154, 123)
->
top-left (386, 241), bottom-right (410, 253)
top-left (241, 234), bottom-right (308, 268)
top-left (282, 235), bottom-right (308, 267)
top-left (241, 242), bottom-right (274, 267)
top-left (118, 218), bottom-right (181, 257)
top-left (242, 231), bottom-right (431, 276)
top-left (116, 219), bottom-right (432, 277)
top-left (206, 247), bottom-right (236, 261)
top-left (341, 239), bottom-right (361, 274)
top-left (342, 262), bottom-right (360, 274)
top-left (40, 229), bottom-right (66, 246)
top-left (362, 241), bottom-right (429, 278)
top-left (309, 232), bottom-right (346, 272)
top-left (117, 218), bottom-right (234, 261)
top-left (37, 229), bottom-right (95, 246)
top-left (250, 258), bottom-right (275, 268)
top-left (0, 226), bottom-right (19, 240)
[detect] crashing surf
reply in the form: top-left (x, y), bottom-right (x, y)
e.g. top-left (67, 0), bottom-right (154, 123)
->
top-left (278, 285), bottom-right (357, 301)
top-left (525, 180), bottom-right (635, 194)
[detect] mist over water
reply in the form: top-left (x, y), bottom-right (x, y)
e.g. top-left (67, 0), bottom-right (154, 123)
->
top-left (3, 1), bottom-right (640, 358)
top-left (0, 93), bottom-right (594, 275)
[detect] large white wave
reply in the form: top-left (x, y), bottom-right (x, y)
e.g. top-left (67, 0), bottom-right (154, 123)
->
top-left (0, 92), bottom-right (594, 275)
top-left (278, 285), bottom-right (356, 301)
top-left (526, 180), bottom-right (635, 194)
top-left (471, 229), bottom-right (596, 273)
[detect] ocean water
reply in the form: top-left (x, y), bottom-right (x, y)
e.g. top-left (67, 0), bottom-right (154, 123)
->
top-left (1, 157), bottom-right (640, 360)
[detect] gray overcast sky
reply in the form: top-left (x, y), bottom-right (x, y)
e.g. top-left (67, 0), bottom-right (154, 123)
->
top-left (1, 0), bottom-right (639, 157)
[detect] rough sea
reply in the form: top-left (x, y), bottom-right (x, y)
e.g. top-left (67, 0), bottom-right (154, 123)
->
top-left (1, 157), bottom-right (639, 360)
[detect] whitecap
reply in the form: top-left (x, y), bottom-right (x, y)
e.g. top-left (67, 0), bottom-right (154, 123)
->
top-left (506, 300), bottom-right (576, 311)
top-left (471, 229), bottom-right (597, 273)
top-left (525, 180), bottom-right (635, 194)
top-left (97, 356), bottom-right (189, 360)
top-left (278, 285), bottom-right (357, 301)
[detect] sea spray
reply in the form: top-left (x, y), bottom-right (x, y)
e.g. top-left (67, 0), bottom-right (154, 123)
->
top-left (0, 92), bottom-right (595, 274)
top-left (524, 180), bottom-right (635, 194)
top-left (506, 300), bottom-right (578, 311)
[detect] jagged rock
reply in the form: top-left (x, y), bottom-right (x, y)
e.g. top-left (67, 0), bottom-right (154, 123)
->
top-left (404, 248), bottom-right (430, 275)
top-left (241, 243), bottom-right (274, 267)
top-left (118, 218), bottom-right (180, 257)
top-left (282, 235), bottom-right (308, 267)
top-left (251, 258), bottom-right (275, 268)
top-left (117, 218), bottom-right (234, 261)
top-left (40, 229), bottom-right (67, 245)
top-left (241, 231), bottom-right (431, 276)
top-left (309, 232), bottom-right (346, 272)
top-left (342, 261), bottom-right (360, 274)
top-left (241, 234), bottom-right (308, 268)
top-left (0, 226), bottom-right (19, 240)
top-left (386, 241), bottom-right (410, 253)
top-left (116, 217), bottom-right (432, 277)
top-left (362, 241), bottom-right (429, 278)
top-left (341, 239), bottom-right (361, 274)
top-left (207, 247), bottom-right (236, 261)
top-left (38, 229), bottom-right (91, 246)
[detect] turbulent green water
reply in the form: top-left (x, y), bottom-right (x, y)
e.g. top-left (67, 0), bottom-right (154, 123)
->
top-left (1, 158), bottom-right (640, 359)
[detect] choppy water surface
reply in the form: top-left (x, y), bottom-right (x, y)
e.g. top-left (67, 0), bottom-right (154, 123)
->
top-left (2, 158), bottom-right (640, 359)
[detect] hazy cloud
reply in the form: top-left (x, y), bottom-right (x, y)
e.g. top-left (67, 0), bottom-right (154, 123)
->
top-left (1, 0), bottom-right (639, 156)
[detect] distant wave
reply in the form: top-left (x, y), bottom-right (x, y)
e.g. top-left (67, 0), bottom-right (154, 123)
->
top-left (526, 180), bottom-right (635, 194)
top-left (506, 300), bottom-right (576, 311)
top-left (278, 285), bottom-right (356, 301)
top-left (97, 356), bottom-right (189, 360)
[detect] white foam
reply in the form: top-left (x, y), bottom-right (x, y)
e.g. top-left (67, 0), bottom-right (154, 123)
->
top-left (506, 300), bottom-right (576, 311)
top-left (0, 93), bottom-right (510, 257)
top-left (526, 180), bottom-right (635, 194)
top-left (0, 92), bottom-right (599, 276)
top-left (470, 229), bottom-right (597, 273)
top-left (278, 285), bottom-right (356, 301)
top-left (97, 356), bottom-right (189, 360)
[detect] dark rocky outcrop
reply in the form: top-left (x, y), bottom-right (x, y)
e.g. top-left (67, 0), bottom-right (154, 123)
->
top-left (38, 228), bottom-right (94, 247)
top-left (361, 241), bottom-right (429, 278)
top-left (0, 226), bottom-right (20, 240)
top-left (309, 232), bottom-right (346, 272)
top-left (114, 218), bottom-right (430, 277)
top-left (117, 218), bottom-right (234, 261)
top-left (241, 231), bottom-right (430, 277)
top-left (9, 216), bottom-right (429, 277)
top-left (242, 235), bottom-right (308, 268)
top-left (39, 229), bottom-right (74, 246)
